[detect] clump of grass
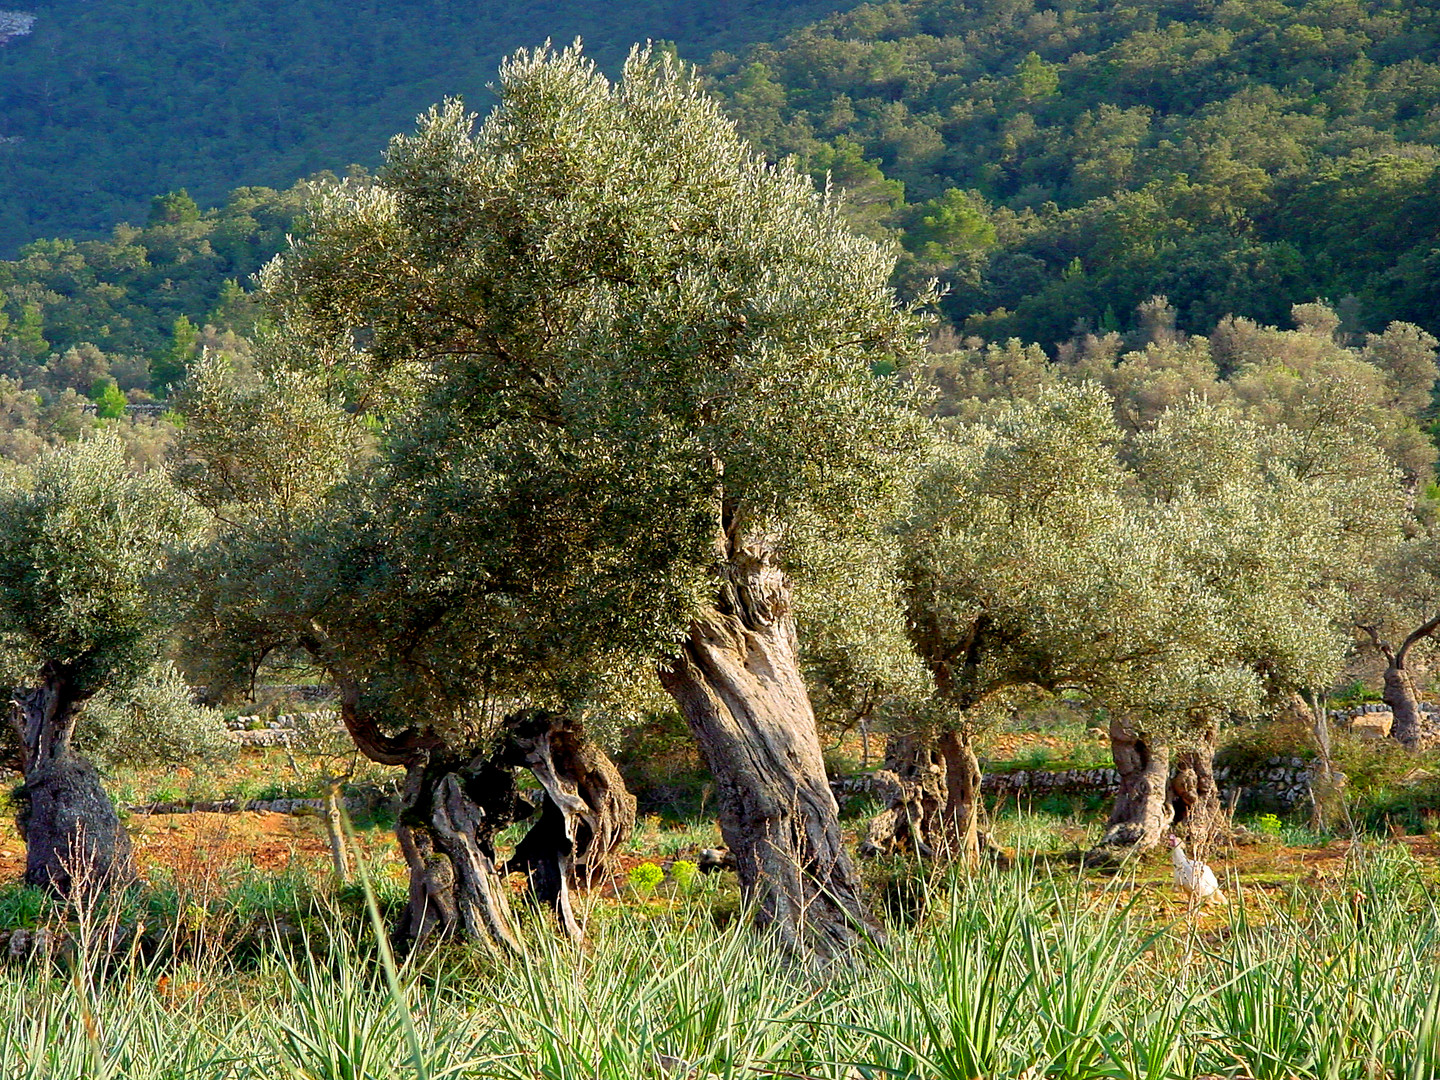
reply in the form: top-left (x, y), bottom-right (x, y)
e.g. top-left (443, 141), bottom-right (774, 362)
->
top-left (0, 885), bottom-right (50, 931)
top-left (4, 833), bottom-right (1440, 1079)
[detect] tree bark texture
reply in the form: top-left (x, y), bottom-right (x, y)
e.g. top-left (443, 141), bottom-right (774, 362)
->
top-left (861, 731), bottom-right (982, 864)
top-left (1384, 663), bottom-right (1424, 749)
top-left (363, 708), bottom-right (634, 953)
top-left (659, 543), bottom-right (878, 959)
top-left (938, 729), bottom-right (983, 864)
top-left (1091, 719), bottom-right (1172, 858)
top-left (313, 653), bottom-right (638, 950)
top-left (1169, 726), bottom-right (1223, 854)
top-left (11, 677), bottom-right (134, 896)
top-left (507, 712), bottom-right (636, 942)
top-left (393, 754), bottom-right (523, 953)
top-left (860, 733), bottom-right (944, 859)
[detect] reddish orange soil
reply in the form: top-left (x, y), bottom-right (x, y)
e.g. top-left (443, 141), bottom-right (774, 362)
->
top-left (129, 811), bottom-right (338, 878)
top-left (0, 809), bottom-right (405, 887)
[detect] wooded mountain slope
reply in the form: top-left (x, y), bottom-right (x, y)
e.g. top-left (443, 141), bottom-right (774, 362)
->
top-left (2, 0), bottom-right (1438, 393)
top-left (708, 0), bottom-right (1440, 344)
top-left (0, 0), bottom-right (862, 255)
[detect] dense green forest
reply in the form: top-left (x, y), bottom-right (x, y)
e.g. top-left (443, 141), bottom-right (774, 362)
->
top-left (710, 0), bottom-right (1440, 344)
top-left (0, 0), bottom-right (863, 254)
top-left (2, 0), bottom-right (1438, 411)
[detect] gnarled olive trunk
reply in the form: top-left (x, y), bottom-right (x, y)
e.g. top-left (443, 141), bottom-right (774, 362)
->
top-left (937, 729), bottom-right (982, 864)
top-left (862, 730), bottom-right (981, 865)
top-left (659, 543), bottom-right (878, 959)
top-left (1169, 725), bottom-right (1222, 852)
top-left (1360, 619), bottom-right (1440, 751)
top-left (1090, 719), bottom-right (1171, 859)
top-left (361, 702), bottom-right (634, 953)
top-left (861, 733), bottom-right (944, 859)
top-left (394, 753), bottom-right (523, 953)
top-left (507, 712), bottom-right (637, 942)
top-left (1384, 663), bottom-right (1424, 749)
top-left (11, 675), bottom-right (134, 896)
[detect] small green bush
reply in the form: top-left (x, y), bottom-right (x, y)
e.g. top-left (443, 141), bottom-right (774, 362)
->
top-left (89, 377), bottom-right (128, 419)
top-left (669, 859), bottom-right (698, 894)
top-left (1253, 813), bottom-right (1284, 837)
top-left (79, 661), bottom-right (235, 769)
top-left (627, 861), bottom-right (664, 897)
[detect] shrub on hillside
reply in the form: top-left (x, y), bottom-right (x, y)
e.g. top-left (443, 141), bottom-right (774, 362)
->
top-left (78, 661), bottom-right (234, 769)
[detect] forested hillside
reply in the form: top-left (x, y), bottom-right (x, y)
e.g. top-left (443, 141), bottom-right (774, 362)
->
top-left (0, 0), bottom-right (862, 254)
top-left (2, 0), bottom-right (1439, 412)
top-left (708, 0), bottom-right (1440, 344)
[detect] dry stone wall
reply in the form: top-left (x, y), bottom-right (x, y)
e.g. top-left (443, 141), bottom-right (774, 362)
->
top-left (831, 756), bottom-right (1318, 812)
top-left (1330, 701), bottom-right (1440, 743)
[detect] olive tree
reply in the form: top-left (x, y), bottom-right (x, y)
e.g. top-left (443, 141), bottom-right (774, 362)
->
top-left (0, 436), bottom-right (198, 893)
top-left (173, 350), bottom-right (640, 950)
top-left (907, 304), bottom-right (1426, 853)
top-left (1350, 522), bottom-right (1440, 749)
top-left (1112, 399), bottom-right (1395, 849)
top-left (78, 661), bottom-right (232, 771)
top-left (252, 45), bottom-right (928, 956)
top-left (872, 385), bottom-right (1249, 862)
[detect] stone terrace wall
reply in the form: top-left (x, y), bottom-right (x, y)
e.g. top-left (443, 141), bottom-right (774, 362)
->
top-left (831, 756), bottom-right (1318, 812)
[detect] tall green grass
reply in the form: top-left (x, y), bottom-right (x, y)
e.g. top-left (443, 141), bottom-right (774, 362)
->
top-left (0, 844), bottom-right (1437, 1078)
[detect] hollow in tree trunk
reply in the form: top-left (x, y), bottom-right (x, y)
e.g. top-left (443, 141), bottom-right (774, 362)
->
top-left (327, 675), bottom-right (636, 953)
top-left (659, 541), bottom-right (879, 959)
top-left (507, 711), bottom-right (637, 942)
top-left (320, 678), bottom-right (513, 952)
top-left (1169, 725), bottom-right (1223, 854)
top-left (1090, 718), bottom-right (1171, 860)
top-left (10, 670), bottom-right (134, 896)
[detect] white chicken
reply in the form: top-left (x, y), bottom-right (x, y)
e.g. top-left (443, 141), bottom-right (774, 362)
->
top-left (1167, 835), bottom-right (1227, 907)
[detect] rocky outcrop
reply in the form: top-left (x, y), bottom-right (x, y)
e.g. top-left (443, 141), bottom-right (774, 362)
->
top-left (0, 12), bottom-right (35, 47)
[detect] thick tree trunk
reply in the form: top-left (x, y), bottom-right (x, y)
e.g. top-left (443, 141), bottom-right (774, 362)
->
top-left (862, 731), bottom-right (983, 864)
top-left (860, 734), bottom-right (945, 859)
top-left (1384, 662), bottom-right (1424, 749)
top-left (1169, 726), bottom-right (1223, 854)
top-left (1359, 619), bottom-right (1440, 751)
top-left (393, 754), bottom-right (523, 953)
top-left (11, 679), bottom-right (134, 896)
top-left (314, 641), bottom-right (636, 951)
top-left (937, 729), bottom-right (983, 865)
top-left (1090, 719), bottom-right (1171, 860)
top-left (659, 543), bottom-right (878, 959)
top-left (388, 713), bottom-right (636, 953)
top-left (507, 712), bottom-right (636, 942)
